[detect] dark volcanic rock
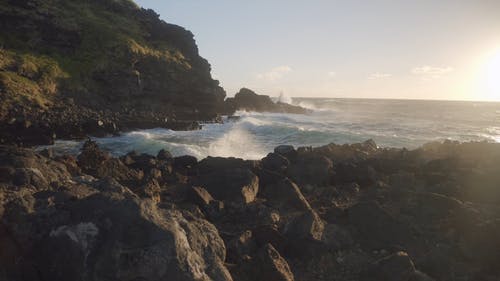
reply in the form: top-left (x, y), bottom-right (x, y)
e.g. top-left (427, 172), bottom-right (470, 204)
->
top-left (348, 201), bottom-right (420, 254)
top-left (195, 168), bottom-right (259, 206)
top-left (286, 154), bottom-right (333, 188)
top-left (0, 150), bottom-right (232, 280)
top-left (261, 178), bottom-right (311, 213)
top-left (253, 244), bottom-right (295, 281)
top-left (361, 252), bottom-right (417, 281)
top-left (3, 140), bottom-right (500, 281)
top-left (226, 88), bottom-right (309, 114)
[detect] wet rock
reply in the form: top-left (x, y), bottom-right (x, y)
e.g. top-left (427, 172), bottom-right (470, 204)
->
top-left (173, 155), bottom-right (198, 171)
top-left (274, 145), bottom-right (297, 160)
top-left (156, 149), bottom-right (173, 160)
top-left (77, 140), bottom-right (111, 176)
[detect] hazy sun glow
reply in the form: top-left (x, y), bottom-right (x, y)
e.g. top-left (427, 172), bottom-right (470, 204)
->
top-left (478, 49), bottom-right (500, 101)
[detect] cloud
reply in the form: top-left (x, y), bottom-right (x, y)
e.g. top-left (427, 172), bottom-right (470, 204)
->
top-left (257, 66), bottom-right (292, 81)
top-left (368, 72), bottom-right (392, 80)
top-left (411, 65), bottom-right (454, 79)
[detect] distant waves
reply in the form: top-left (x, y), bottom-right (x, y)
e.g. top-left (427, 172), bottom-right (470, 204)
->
top-left (40, 99), bottom-right (500, 159)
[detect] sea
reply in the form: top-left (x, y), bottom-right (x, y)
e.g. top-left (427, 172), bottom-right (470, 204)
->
top-left (41, 98), bottom-right (500, 160)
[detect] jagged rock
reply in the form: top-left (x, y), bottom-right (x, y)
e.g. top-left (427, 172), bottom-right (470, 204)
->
top-left (321, 223), bottom-right (355, 251)
top-left (286, 154), bottom-right (333, 188)
top-left (226, 230), bottom-right (257, 263)
top-left (348, 201), bottom-right (419, 254)
top-left (284, 210), bottom-right (324, 241)
top-left (188, 186), bottom-right (215, 206)
top-left (0, 145), bottom-right (71, 189)
top-left (252, 225), bottom-right (287, 254)
top-left (459, 219), bottom-right (500, 268)
top-left (274, 145), bottom-right (297, 160)
top-left (174, 155), bottom-right (198, 171)
top-left (157, 149), bottom-right (173, 160)
top-left (253, 244), bottom-right (295, 281)
top-left (96, 158), bottom-right (144, 185)
top-left (261, 178), bottom-right (311, 212)
top-left (55, 154), bottom-right (81, 176)
top-left (1, 186), bottom-right (232, 281)
top-left (261, 153), bottom-right (290, 173)
top-left (77, 140), bottom-right (111, 176)
top-left (194, 168), bottom-right (259, 206)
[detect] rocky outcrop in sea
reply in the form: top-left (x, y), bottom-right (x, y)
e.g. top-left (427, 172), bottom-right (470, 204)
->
top-left (224, 88), bottom-right (310, 115)
top-left (1, 139), bottom-right (499, 281)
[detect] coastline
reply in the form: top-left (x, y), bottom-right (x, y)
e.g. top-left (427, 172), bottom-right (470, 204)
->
top-left (2, 138), bottom-right (500, 280)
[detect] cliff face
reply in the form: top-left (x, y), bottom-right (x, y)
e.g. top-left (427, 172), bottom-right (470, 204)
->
top-left (0, 0), bottom-right (225, 121)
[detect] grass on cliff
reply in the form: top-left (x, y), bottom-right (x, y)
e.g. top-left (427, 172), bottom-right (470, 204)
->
top-left (0, 0), bottom-right (192, 113)
top-left (0, 49), bottom-right (67, 114)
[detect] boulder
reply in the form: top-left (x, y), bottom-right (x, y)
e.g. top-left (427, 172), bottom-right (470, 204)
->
top-left (173, 155), bottom-right (198, 171)
top-left (0, 145), bottom-right (71, 189)
top-left (284, 210), bottom-right (324, 241)
top-left (459, 219), bottom-right (500, 268)
top-left (96, 158), bottom-right (144, 185)
top-left (226, 230), bottom-right (257, 263)
top-left (261, 153), bottom-right (290, 173)
top-left (321, 223), bottom-right (355, 251)
top-left (194, 168), bottom-right (259, 206)
top-left (77, 140), bottom-right (111, 176)
top-left (253, 244), bottom-right (295, 281)
top-left (286, 154), bottom-right (333, 188)
top-left (261, 178), bottom-right (311, 212)
top-left (188, 186), bottom-right (215, 207)
top-left (348, 201), bottom-right (418, 254)
top-left (252, 225), bottom-right (287, 254)
top-left (156, 149), bottom-right (173, 160)
top-left (1, 187), bottom-right (233, 281)
top-left (274, 145), bottom-right (297, 160)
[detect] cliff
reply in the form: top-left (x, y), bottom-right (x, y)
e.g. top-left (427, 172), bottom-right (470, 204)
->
top-left (0, 0), bottom-right (226, 145)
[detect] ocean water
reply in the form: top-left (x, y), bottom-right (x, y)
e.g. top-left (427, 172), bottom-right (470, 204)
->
top-left (43, 98), bottom-right (500, 160)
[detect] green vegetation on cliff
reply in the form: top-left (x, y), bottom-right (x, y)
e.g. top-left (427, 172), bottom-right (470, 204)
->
top-left (0, 0), bottom-right (224, 119)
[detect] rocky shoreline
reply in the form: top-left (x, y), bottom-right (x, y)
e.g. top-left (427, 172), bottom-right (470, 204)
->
top-left (1, 139), bottom-right (500, 281)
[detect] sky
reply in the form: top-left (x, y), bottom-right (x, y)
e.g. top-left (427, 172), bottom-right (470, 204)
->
top-left (134, 0), bottom-right (500, 101)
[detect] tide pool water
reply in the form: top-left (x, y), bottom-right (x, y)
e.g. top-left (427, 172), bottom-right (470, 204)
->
top-left (42, 98), bottom-right (500, 160)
